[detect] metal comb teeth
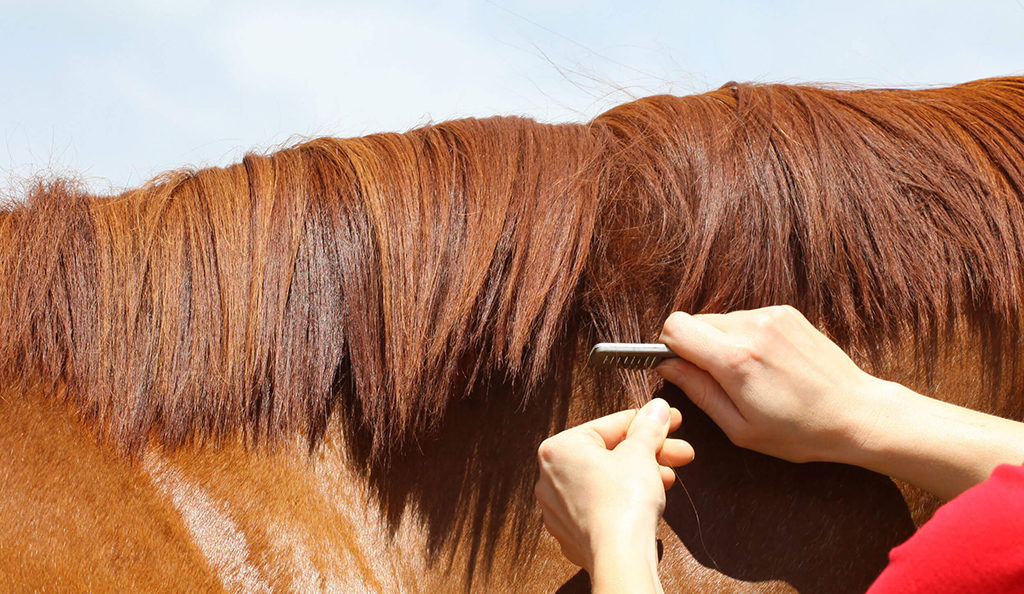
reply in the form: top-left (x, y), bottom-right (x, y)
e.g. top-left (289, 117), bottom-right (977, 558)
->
top-left (588, 343), bottom-right (678, 369)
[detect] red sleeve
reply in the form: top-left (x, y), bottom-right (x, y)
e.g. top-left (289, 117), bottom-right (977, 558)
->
top-left (867, 464), bottom-right (1024, 594)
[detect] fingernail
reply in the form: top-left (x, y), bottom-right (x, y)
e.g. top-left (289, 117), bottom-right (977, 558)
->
top-left (644, 398), bottom-right (670, 423)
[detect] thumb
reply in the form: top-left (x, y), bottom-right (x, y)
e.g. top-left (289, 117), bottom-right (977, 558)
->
top-left (620, 398), bottom-right (671, 455)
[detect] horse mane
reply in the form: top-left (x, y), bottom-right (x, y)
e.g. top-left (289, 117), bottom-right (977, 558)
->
top-left (3, 77), bottom-right (1024, 455)
top-left (0, 118), bottom-right (604, 454)
top-left (587, 77), bottom-right (1024, 401)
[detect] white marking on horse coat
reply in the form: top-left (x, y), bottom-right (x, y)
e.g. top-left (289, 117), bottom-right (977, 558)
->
top-left (144, 453), bottom-right (271, 593)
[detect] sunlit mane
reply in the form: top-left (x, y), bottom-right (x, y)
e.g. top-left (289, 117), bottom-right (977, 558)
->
top-left (3, 77), bottom-right (1024, 455)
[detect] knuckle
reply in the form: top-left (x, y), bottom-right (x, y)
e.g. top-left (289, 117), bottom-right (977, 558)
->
top-left (768, 304), bottom-right (803, 327)
top-left (748, 328), bottom-right (774, 355)
top-left (748, 315), bottom-right (778, 347)
top-left (755, 308), bottom-right (781, 330)
top-left (662, 312), bottom-right (686, 338)
top-left (779, 304), bottom-right (800, 317)
top-left (724, 343), bottom-right (756, 370)
top-left (536, 439), bottom-right (557, 464)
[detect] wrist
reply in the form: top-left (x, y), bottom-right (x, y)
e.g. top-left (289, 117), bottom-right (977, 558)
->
top-left (589, 534), bottom-right (661, 594)
top-left (830, 380), bottom-right (1024, 499)
top-left (814, 374), bottom-right (897, 467)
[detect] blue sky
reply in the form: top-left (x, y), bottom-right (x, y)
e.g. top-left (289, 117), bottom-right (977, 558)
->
top-left (3, 0), bottom-right (1023, 194)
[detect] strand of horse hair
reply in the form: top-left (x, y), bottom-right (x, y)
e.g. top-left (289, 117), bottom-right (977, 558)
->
top-left (2, 77), bottom-right (1024, 456)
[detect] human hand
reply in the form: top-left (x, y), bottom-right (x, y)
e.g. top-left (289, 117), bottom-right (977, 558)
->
top-left (656, 306), bottom-right (884, 464)
top-left (534, 399), bottom-right (694, 577)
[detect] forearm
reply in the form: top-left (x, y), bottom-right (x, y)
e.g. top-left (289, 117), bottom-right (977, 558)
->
top-left (590, 537), bottom-right (663, 594)
top-left (840, 381), bottom-right (1024, 500)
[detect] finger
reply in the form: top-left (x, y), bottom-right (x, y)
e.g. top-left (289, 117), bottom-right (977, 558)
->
top-left (572, 406), bottom-right (683, 451)
top-left (660, 465), bottom-right (677, 491)
top-left (576, 409), bottom-right (638, 449)
top-left (538, 501), bottom-right (586, 567)
top-left (534, 478), bottom-right (570, 521)
top-left (535, 485), bottom-right (571, 535)
top-left (657, 357), bottom-right (744, 434)
top-left (534, 479), bottom-right (557, 518)
top-left (539, 505), bottom-right (570, 544)
top-left (668, 407), bottom-right (682, 433)
top-left (619, 398), bottom-right (671, 455)
top-left (691, 311), bottom-right (755, 333)
top-left (656, 438), bottom-right (695, 467)
top-left (659, 311), bottom-right (736, 374)
top-left (534, 477), bottom-right (552, 505)
top-left (559, 542), bottom-right (585, 569)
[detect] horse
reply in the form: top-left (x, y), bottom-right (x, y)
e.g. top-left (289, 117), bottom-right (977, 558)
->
top-left (2, 76), bottom-right (1023, 592)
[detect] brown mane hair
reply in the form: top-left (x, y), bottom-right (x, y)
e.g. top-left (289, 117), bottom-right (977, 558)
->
top-left (0, 118), bottom-right (604, 456)
top-left (3, 77), bottom-right (1024, 458)
top-left (589, 77), bottom-right (1024, 411)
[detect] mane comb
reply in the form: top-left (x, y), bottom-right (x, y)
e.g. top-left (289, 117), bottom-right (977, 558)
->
top-left (588, 343), bottom-right (678, 369)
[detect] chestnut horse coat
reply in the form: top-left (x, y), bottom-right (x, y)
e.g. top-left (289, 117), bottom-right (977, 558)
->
top-left (3, 77), bottom-right (1024, 592)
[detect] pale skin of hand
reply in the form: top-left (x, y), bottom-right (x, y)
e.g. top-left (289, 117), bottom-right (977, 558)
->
top-left (537, 305), bottom-right (1024, 590)
top-left (535, 398), bottom-right (694, 594)
top-left (656, 306), bottom-right (1024, 501)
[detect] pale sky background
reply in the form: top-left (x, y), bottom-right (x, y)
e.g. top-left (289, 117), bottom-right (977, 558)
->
top-left (2, 0), bottom-right (1024, 195)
